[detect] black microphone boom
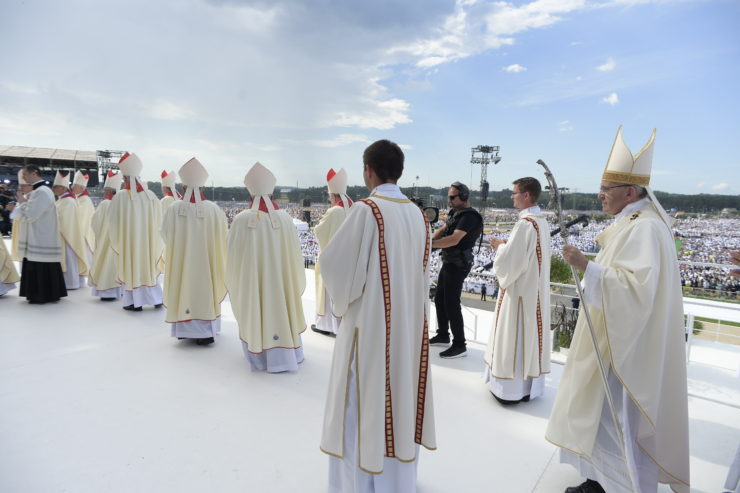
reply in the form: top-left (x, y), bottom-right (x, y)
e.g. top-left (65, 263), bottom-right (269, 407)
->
top-left (550, 214), bottom-right (588, 237)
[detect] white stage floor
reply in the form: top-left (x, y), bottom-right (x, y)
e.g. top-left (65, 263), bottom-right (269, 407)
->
top-left (0, 248), bottom-right (738, 492)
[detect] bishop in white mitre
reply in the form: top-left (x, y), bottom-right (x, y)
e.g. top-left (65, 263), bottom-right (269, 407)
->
top-left (10, 170), bottom-right (32, 262)
top-left (161, 158), bottom-right (227, 346)
top-left (0, 225), bottom-right (20, 296)
top-left (160, 170), bottom-right (181, 209)
top-left (108, 152), bottom-right (164, 312)
top-left (89, 171), bottom-right (123, 301)
top-left (484, 177), bottom-right (550, 404)
top-left (312, 167), bottom-right (352, 336)
top-left (72, 170), bottom-right (96, 264)
top-left (320, 140), bottom-right (435, 493)
top-left (546, 127), bottom-right (690, 493)
top-left (225, 162), bottom-right (306, 373)
top-left (53, 171), bottom-right (89, 290)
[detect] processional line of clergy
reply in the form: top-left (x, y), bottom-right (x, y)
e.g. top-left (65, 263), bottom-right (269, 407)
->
top-left (0, 128), bottom-right (692, 493)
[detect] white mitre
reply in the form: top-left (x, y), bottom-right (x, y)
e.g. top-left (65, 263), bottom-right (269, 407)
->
top-left (104, 170), bottom-right (123, 190)
top-left (161, 170), bottom-right (177, 190)
top-left (17, 170), bottom-right (29, 185)
top-left (179, 157), bottom-right (208, 214)
top-left (326, 167), bottom-right (351, 211)
top-left (119, 152), bottom-right (143, 177)
top-left (244, 161), bottom-right (280, 229)
top-left (602, 126), bottom-right (673, 227)
top-left (73, 170), bottom-right (89, 187)
top-left (53, 171), bottom-right (70, 188)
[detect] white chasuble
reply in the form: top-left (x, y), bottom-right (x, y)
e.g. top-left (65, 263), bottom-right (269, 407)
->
top-left (161, 200), bottom-right (227, 324)
top-left (56, 195), bottom-right (89, 276)
top-left (484, 208), bottom-right (551, 384)
top-left (314, 204), bottom-right (349, 321)
top-left (89, 200), bottom-right (120, 292)
top-left (108, 188), bottom-right (164, 290)
top-left (546, 205), bottom-right (690, 492)
top-left (0, 236), bottom-right (20, 290)
top-left (319, 193), bottom-right (436, 475)
top-left (225, 206), bottom-right (306, 354)
top-left (76, 193), bottom-right (96, 252)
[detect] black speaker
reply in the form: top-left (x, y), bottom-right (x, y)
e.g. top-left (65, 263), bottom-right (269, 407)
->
top-left (303, 210), bottom-right (311, 224)
top-left (302, 198), bottom-right (311, 207)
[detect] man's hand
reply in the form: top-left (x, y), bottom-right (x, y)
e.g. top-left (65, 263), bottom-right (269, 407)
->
top-left (563, 245), bottom-right (589, 272)
top-left (16, 191), bottom-right (28, 203)
top-left (488, 236), bottom-right (506, 249)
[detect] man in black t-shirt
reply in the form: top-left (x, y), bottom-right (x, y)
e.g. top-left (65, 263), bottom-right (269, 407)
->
top-left (430, 181), bottom-right (483, 358)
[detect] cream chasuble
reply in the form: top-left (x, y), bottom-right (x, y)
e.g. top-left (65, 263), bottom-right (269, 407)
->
top-left (225, 205), bottom-right (306, 353)
top-left (484, 207), bottom-right (551, 380)
top-left (56, 194), bottom-right (89, 275)
top-left (546, 204), bottom-right (689, 492)
top-left (0, 235), bottom-right (20, 285)
top-left (89, 200), bottom-right (120, 291)
top-left (160, 195), bottom-right (177, 210)
top-left (76, 193), bottom-right (96, 252)
top-left (161, 200), bottom-right (227, 323)
top-left (314, 204), bottom-right (349, 316)
top-left (10, 218), bottom-right (24, 261)
top-left (108, 187), bottom-right (164, 290)
top-left (319, 192), bottom-right (436, 474)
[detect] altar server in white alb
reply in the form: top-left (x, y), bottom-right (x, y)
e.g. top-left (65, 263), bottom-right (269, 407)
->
top-left (13, 165), bottom-right (67, 303)
top-left (546, 127), bottom-right (690, 493)
top-left (161, 158), bottom-right (227, 346)
top-left (0, 227), bottom-right (20, 296)
top-left (72, 170), bottom-right (96, 262)
top-left (320, 140), bottom-right (436, 493)
top-left (484, 177), bottom-right (550, 404)
top-left (108, 152), bottom-right (164, 312)
top-left (89, 171), bottom-right (123, 301)
top-left (53, 171), bottom-right (89, 290)
top-left (312, 167), bottom-right (352, 336)
top-left (225, 162), bottom-right (306, 372)
top-left (160, 170), bottom-right (181, 209)
top-left (11, 170), bottom-right (32, 261)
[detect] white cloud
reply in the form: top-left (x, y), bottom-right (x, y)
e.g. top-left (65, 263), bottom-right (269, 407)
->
top-left (305, 134), bottom-right (371, 148)
top-left (697, 181), bottom-right (705, 189)
top-left (569, 41), bottom-right (583, 46)
top-left (503, 63), bottom-right (527, 72)
top-left (712, 183), bottom-right (729, 191)
top-left (559, 120), bottom-right (574, 132)
top-left (601, 92), bottom-right (620, 105)
top-left (597, 57), bottom-right (617, 71)
top-left (145, 100), bottom-right (195, 121)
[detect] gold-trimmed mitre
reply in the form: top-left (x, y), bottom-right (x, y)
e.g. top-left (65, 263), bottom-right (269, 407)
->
top-left (602, 126), bottom-right (656, 186)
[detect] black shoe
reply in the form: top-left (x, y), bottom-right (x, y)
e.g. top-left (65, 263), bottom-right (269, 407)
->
top-left (493, 394), bottom-right (520, 405)
top-left (100, 297), bottom-right (117, 301)
top-left (429, 334), bottom-right (450, 346)
top-left (195, 337), bottom-right (215, 346)
top-left (154, 303), bottom-right (163, 308)
top-left (123, 305), bottom-right (142, 312)
top-left (439, 346), bottom-right (467, 359)
top-left (311, 324), bottom-right (331, 336)
top-left (565, 479), bottom-right (606, 493)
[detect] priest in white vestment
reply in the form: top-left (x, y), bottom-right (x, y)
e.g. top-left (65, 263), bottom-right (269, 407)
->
top-left (10, 170), bottom-right (32, 262)
top-left (225, 162), bottom-right (306, 372)
top-left (13, 165), bottom-right (67, 303)
top-left (161, 158), bottom-right (227, 345)
top-left (0, 230), bottom-right (20, 296)
top-left (160, 170), bottom-right (181, 209)
top-left (484, 177), bottom-right (550, 404)
top-left (546, 127), bottom-right (690, 493)
top-left (89, 171), bottom-right (123, 301)
top-left (72, 170), bottom-right (96, 261)
top-left (320, 140), bottom-right (436, 493)
top-left (312, 167), bottom-right (352, 336)
top-left (108, 152), bottom-right (164, 312)
top-left (53, 171), bottom-right (89, 290)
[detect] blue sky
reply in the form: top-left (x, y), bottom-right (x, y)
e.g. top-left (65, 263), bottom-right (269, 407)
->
top-left (1, 0), bottom-right (738, 193)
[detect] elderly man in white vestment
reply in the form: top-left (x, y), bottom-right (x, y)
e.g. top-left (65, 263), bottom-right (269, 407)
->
top-left (161, 158), bottom-right (227, 346)
top-left (13, 165), bottom-right (67, 303)
top-left (160, 170), bottom-right (181, 209)
top-left (72, 171), bottom-right (95, 263)
top-left (53, 171), bottom-right (89, 290)
top-left (11, 170), bottom-right (32, 262)
top-left (484, 176), bottom-right (550, 404)
top-left (108, 153), bottom-right (164, 312)
top-left (319, 139), bottom-right (436, 493)
top-left (312, 167), bottom-right (353, 336)
top-left (89, 171), bottom-right (123, 301)
top-left (546, 127), bottom-right (690, 493)
top-left (225, 162), bottom-right (306, 372)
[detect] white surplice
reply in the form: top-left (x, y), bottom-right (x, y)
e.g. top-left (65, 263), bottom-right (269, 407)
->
top-left (484, 205), bottom-right (551, 401)
top-left (546, 198), bottom-right (690, 493)
top-left (320, 184), bottom-right (436, 490)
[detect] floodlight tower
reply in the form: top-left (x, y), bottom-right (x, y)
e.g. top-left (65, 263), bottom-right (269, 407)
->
top-left (96, 150), bottom-right (127, 186)
top-left (470, 145), bottom-right (501, 205)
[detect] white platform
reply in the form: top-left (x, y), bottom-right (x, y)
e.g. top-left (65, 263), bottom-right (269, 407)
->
top-left (0, 240), bottom-right (738, 493)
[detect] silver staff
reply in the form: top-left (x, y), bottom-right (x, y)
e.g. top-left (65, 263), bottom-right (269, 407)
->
top-left (536, 159), bottom-right (639, 493)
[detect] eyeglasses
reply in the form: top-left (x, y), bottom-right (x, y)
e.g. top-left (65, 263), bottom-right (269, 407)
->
top-left (448, 195), bottom-right (458, 200)
top-left (511, 192), bottom-right (523, 196)
top-left (599, 184), bottom-right (632, 194)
